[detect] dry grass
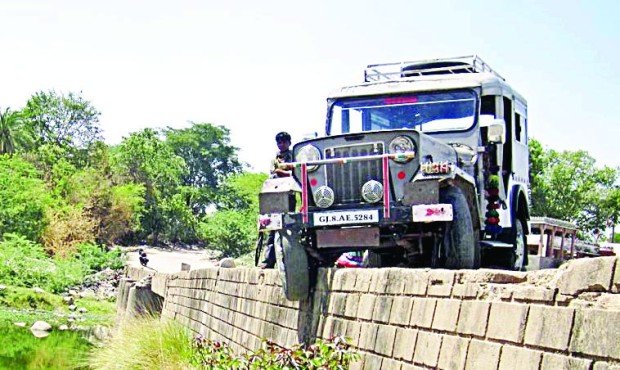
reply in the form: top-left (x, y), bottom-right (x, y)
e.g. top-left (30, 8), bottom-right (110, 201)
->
top-left (88, 317), bottom-right (193, 370)
top-left (42, 207), bottom-right (96, 258)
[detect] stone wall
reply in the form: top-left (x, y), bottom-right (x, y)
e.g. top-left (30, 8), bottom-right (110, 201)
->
top-left (124, 257), bottom-right (620, 369)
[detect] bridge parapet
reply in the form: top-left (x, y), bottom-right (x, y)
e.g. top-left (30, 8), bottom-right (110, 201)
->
top-left (121, 257), bottom-right (620, 369)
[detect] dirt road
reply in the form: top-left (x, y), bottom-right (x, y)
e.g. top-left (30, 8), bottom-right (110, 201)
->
top-left (124, 246), bottom-right (219, 273)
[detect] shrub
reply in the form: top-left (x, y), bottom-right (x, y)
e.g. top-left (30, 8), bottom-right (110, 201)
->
top-left (76, 242), bottom-right (125, 272)
top-left (198, 210), bottom-right (255, 258)
top-left (41, 206), bottom-right (96, 258)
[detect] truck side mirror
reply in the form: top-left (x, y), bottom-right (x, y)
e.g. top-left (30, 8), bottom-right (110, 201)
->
top-left (480, 117), bottom-right (506, 144)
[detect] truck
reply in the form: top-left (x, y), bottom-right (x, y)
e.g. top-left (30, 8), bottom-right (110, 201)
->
top-left (258, 55), bottom-right (531, 300)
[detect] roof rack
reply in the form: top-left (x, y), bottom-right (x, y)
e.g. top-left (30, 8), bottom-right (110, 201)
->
top-left (364, 55), bottom-right (504, 83)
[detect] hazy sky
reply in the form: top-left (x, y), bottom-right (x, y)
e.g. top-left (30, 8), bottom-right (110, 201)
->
top-left (1, 0), bottom-right (618, 173)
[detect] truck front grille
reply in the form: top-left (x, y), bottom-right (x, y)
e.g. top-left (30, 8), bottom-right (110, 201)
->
top-left (324, 142), bottom-right (384, 204)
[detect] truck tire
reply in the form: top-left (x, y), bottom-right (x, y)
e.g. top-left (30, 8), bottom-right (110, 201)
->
top-left (274, 229), bottom-right (310, 300)
top-left (509, 217), bottom-right (527, 271)
top-left (440, 186), bottom-right (480, 269)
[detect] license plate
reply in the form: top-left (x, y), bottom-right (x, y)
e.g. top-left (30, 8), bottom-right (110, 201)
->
top-left (411, 204), bottom-right (453, 222)
top-left (314, 210), bottom-right (379, 226)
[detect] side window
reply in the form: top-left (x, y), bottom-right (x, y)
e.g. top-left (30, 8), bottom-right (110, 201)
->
top-left (481, 95), bottom-right (496, 117)
top-left (515, 112), bottom-right (522, 142)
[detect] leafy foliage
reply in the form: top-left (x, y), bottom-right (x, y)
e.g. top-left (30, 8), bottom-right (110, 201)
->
top-left (191, 335), bottom-right (360, 369)
top-left (529, 138), bottom-right (619, 238)
top-left (199, 173), bottom-right (267, 257)
top-left (112, 128), bottom-right (188, 244)
top-left (22, 90), bottom-right (102, 150)
top-left (0, 155), bottom-right (54, 241)
top-left (0, 107), bottom-right (34, 154)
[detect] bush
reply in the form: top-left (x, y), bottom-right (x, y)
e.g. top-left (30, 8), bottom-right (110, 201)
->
top-left (191, 335), bottom-right (359, 369)
top-left (42, 206), bottom-right (96, 258)
top-left (198, 210), bottom-right (255, 258)
top-left (76, 242), bottom-right (125, 272)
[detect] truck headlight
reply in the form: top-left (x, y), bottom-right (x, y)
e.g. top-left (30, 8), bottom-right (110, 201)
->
top-left (296, 145), bottom-right (321, 172)
top-left (388, 136), bottom-right (415, 163)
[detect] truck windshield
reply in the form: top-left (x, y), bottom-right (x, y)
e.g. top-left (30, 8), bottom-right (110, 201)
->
top-left (328, 90), bottom-right (477, 135)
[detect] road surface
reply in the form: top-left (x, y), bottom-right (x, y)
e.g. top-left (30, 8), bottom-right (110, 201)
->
top-left (124, 246), bottom-right (219, 273)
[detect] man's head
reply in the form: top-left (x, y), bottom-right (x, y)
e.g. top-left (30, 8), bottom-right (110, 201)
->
top-left (275, 131), bottom-right (291, 152)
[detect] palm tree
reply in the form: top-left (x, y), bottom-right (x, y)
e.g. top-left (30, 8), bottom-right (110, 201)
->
top-left (0, 107), bottom-right (34, 154)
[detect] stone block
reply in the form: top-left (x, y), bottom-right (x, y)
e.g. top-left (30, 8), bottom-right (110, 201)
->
top-left (498, 345), bottom-right (542, 370)
top-left (381, 358), bottom-right (403, 370)
top-left (452, 283), bottom-right (480, 299)
top-left (524, 305), bottom-right (574, 351)
top-left (437, 335), bottom-right (469, 370)
top-left (393, 328), bottom-right (417, 362)
top-left (375, 325), bottom-right (397, 356)
top-left (458, 269), bottom-right (527, 284)
top-left (570, 308), bottom-right (620, 360)
top-left (369, 269), bottom-right (390, 294)
top-left (613, 257), bottom-right (620, 293)
top-left (557, 257), bottom-right (616, 296)
top-left (345, 321), bottom-right (362, 347)
top-left (413, 331), bottom-right (442, 368)
top-left (372, 296), bottom-right (394, 323)
top-left (402, 269), bottom-right (430, 296)
top-left (410, 298), bottom-right (436, 328)
top-left (540, 353), bottom-right (592, 370)
top-left (456, 301), bottom-right (490, 336)
top-left (357, 294), bottom-right (376, 320)
top-left (594, 362), bottom-right (620, 370)
top-left (358, 322), bottom-right (379, 351)
top-left (327, 292), bottom-right (348, 315)
top-left (386, 268), bottom-right (408, 295)
top-left (363, 353), bottom-right (383, 370)
top-left (512, 286), bottom-right (556, 303)
top-left (487, 302), bottom-right (528, 343)
top-left (431, 299), bottom-right (461, 333)
top-left (332, 269), bottom-right (358, 291)
top-left (427, 270), bottom-right (455, 297)
top-left (344, 293), bottom-right (361, 318)
top-left (389, 297), bottom-right (414, 326)
top-left (464, 340), bottom-right (501, 370)
top-left (353, 269), bottom-right (373, 293)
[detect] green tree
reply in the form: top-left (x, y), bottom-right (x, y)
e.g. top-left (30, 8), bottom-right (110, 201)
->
top-left (0, 107), bottom-right (34, 154)
top-left (22, 90), bottom-right (102, 149)
top-left (0, 155), bottom-right (54, 241)
top-left (165, 123), bottom-right (242, 215)
top-left (199, 172), bottom-right (267, 257)
top-left (112, 128), bottom-right (187, 244)
top-left (529, 138), bottom-right (619, 237)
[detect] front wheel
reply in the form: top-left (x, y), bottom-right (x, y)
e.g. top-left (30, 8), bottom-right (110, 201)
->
top-left (440, 186), bottom-right (480, 269)
top-left (274, 229), bottom-right (310, 300)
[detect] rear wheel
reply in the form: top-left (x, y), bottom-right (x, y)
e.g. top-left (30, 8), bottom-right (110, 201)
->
top-left (440, 186), bottom-right (480, 269)
top-left (509, 217), bottom-right (527, 271)
top-left (274, 229), bottom-right (310, 300)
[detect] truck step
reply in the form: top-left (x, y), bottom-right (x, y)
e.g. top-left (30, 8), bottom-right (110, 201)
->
top-left (480, 240), bottom-right (513, 249)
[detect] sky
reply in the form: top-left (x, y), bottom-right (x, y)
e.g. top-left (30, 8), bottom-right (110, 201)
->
top-left (1, 0), bottom-right (619, 173)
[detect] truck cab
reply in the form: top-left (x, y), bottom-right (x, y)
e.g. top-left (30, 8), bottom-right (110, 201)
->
top-left (259, 56), bottom-right (531, 300)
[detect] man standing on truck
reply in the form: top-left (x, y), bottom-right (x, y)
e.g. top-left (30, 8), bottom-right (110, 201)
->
top-left (258, 132), bottom-right (293, 269)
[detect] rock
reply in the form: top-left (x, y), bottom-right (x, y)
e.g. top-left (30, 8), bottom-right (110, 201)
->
top-left (58, 324), bottom-right (69, 331)
top-left (68, 304), bottom-right (77, 311)
top-left (63, 296), bottom-right (74, 305)
top-left (78, 289), bottom-right (96, 298)
top-left (31, 329), bottom-right (50, 338)
top-left (219, 257), bottom-right (236, 268)
top-left (68, 289), bottom-right (78, 297)
top-left (14, 322), bottom-right (26, 327)
top-left (78, 307), bottom-right (88, 314)
top-left (30, 321), bottom-right (52, 332)
top-left (33, 287), bottom-right (45, 294)
top-left (0, 284), bottom-right (7, 291)
top-left (557, 257), bottom-right (616, 296)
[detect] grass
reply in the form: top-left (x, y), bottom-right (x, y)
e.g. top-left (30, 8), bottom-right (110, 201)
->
top-left (0, 286), bottom-right (116, 328)
top-left (88, 317), bottom-right (194, 369)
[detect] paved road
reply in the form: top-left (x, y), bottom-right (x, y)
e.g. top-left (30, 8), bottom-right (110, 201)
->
top-left (124, 246), bottom-right (218, 273)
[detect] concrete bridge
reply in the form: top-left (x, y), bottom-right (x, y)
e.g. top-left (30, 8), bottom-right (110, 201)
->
top-left (118, 257), bottom-right (620, 369)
